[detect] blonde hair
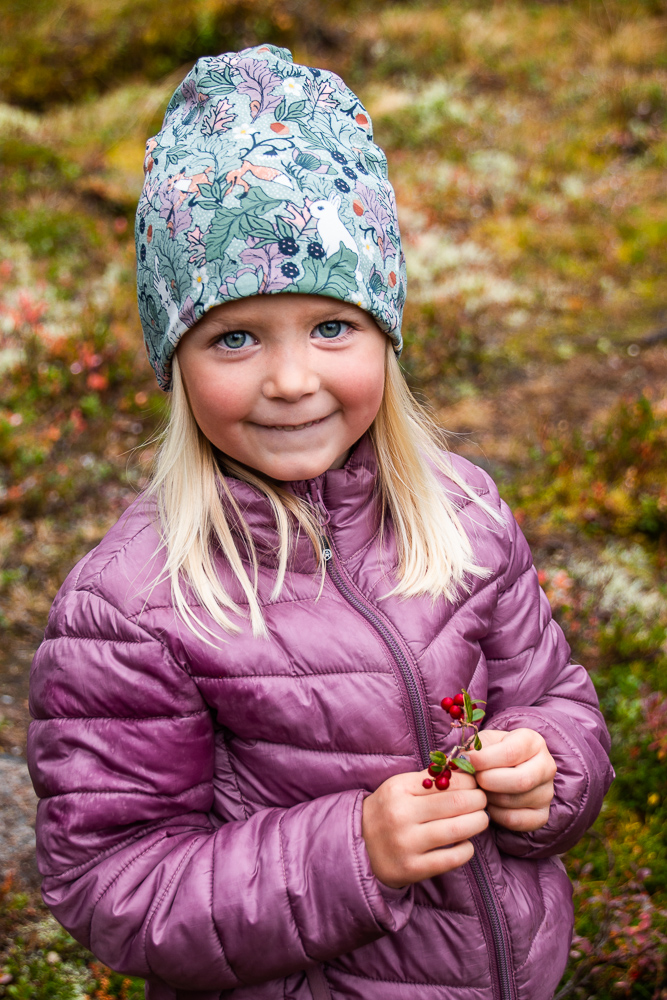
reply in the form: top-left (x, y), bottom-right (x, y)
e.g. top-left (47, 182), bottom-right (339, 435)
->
top-left (146, 343), bottom-right (498, 642)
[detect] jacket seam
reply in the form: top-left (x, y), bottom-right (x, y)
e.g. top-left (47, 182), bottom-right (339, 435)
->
top-left (191, 670), bottom-right (392, 679)
top-left (325, 968), bottom-right (480, 988)
top-left (40, 634), bottom-right (154, 646)
top-left (86, 517), bottom-right (158, 595)
top-left (416, 574), bottom-right (500, 662)
top-left (277, 812), bottom-right (311, 963)
top-left (40, 782), bottom-right (211, 799)
top-left (514, 862), bottom-right (550, 973)
top-left (413, 901), bottom-right (474, 916)
top-left (210, 828), bottom-right (242, 985)
top-left (142, 836), bottom-right (202, 979)
top-left (68, 584), bottom-right (173, 654)
top-left (43, 819), bottom-right (211, 881)
top-left (230, 737), bottom-right (413, 758)
top-left (350, 790), bottom-right (384, 930)
top-left (33, 710), bottom-right (208, 723)
top-left (220, 732), bottom-right (250, 821)
top-left (93, 835), bottom-right (166, 909)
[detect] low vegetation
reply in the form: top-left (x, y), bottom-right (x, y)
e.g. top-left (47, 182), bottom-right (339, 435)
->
top-left (1, 1), bottom-right (666, 996)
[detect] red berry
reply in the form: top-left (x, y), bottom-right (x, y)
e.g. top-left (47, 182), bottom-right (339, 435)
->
top-left (449, 705), bottom-right (463, 720)
top-left (422, 778), bottom-right (433, 789)
top-left (471, 703), bottom-right (478, 711)
top-left (453, 693), bottom-right (465, 707)
top-left (443, 768), bottom-right (452, 779)
top-left (449, 759), bottom-right (459, 770)
top-left (435, 774), bottom-right (450, 790)
top-left (441, 697), bottom-right (454, 711)
top-left (428, 765), bottom-right (442, 777)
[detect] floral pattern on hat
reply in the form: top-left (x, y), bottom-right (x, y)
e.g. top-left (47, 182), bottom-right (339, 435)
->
top-left (135, 44), bottom-right (406, 390)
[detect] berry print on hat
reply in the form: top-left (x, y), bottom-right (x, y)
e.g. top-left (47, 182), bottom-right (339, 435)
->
top-left (135, 44), bottom-right (407, 390)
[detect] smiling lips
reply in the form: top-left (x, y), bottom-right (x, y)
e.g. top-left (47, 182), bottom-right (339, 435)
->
top-left (258, 415), bottom-right (330, 432)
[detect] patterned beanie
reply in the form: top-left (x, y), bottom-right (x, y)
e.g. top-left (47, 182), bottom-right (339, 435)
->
top-left (135, 44), bottom-right (406, 390)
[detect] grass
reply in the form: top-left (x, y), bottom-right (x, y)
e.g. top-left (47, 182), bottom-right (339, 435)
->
top-left (1, 1), bottom-right (667, 997)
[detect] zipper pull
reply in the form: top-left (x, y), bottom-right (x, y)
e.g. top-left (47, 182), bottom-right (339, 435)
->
top-left (321, 538), bottom-right (332, 562)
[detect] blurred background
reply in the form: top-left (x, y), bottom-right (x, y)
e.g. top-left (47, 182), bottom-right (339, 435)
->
top-left (0, 1), bottom-right (666, 996)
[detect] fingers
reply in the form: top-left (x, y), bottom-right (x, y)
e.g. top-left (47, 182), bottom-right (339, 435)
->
top-left (484, 779), bottom-right (554, 811)
top-left (415, 784), bottom-right (488, 824)
top-left (468, 728), bottom-right (547, 772)
top-left (414, 839), bottom-right (476, 880)
top-left (487, 803), bottom-right (551, 832)
top-left (415, 807), bottom-right (490, 853)
top-left (473, 745), bottom-right (556, 797)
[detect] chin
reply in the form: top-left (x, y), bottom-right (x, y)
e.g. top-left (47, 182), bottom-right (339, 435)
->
top-left (264, 452), bottom-right (336, 482)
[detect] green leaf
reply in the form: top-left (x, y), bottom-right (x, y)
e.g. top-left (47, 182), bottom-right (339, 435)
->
top-left (198, 177), bottom-right (226, 212)
top-left (474, 735), bottom-right (482, 751)
top-left (153, 232), bottom-right (190, 299)
top-left (283, 99), bottom-right (307, 122)
top-left (166, 145), bottom-right (191, 167)
top-left (463, 689), bottom-right (474, 721)
top-left (241, 187), bottom-right (284, 215)
top-left (472, 708), bottom-right (486, 722)
top-left (275, 215), bottom-right (293, 239)
top-left (430, 751), bottom-right (446, 764)
top-left (248, 217), bottom-right (279, 243)
top-left (198, 66), bottom-right (236, 93)
top-left (453, 757), bottom-right (475, 775)
top-left (274, 97), bottom-right (286, 122)
top-left (296, 123), bottom-right (335, 152)
top-left (207, 208), bottom-right (249, 258)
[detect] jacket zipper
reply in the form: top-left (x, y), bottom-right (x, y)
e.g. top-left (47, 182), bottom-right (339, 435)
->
top-left (315, 508), bottom-right (515, 1000)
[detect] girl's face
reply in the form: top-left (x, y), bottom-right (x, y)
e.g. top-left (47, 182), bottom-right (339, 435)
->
top-left (176, 293), bottom-right (387, 481)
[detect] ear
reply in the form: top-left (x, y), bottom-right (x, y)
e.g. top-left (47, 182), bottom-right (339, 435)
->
top-left (330, 193), bottom-right (341, 209)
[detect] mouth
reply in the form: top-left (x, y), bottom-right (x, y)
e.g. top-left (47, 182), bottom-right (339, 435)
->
top-left (256, 414), bottom-right (331, 432)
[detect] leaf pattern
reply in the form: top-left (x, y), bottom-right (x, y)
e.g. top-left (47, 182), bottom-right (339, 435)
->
top-left (201, 99), bottom-right (235, 136)
top-left (236, 58), bottom-right (283, 120)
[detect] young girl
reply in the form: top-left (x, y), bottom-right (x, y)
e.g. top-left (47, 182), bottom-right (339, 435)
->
top-left (28, 45), bottom-right (613, 1000)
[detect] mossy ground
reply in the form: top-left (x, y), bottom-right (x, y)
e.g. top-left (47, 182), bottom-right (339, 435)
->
top-left (1, 2), bottom-right (666, 997)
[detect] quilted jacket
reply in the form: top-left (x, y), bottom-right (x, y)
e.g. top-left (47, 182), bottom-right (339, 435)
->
top-left (28, 435), bottom-right (614, 1000)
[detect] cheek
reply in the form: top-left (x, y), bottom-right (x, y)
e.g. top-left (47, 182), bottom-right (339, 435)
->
top-left (187, 373), bottom-right (251, 438)
top-left (335, 350), bottom-right (386, 422)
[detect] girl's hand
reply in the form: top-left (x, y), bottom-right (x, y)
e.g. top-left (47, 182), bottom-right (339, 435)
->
top-left (466, 728), bottom-right (556, 833)
top-left (362, 769), bottom-right (488, 889)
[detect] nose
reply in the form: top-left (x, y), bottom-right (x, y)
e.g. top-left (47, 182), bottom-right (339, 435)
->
top-left (262, 349), bottom-right (320, 402)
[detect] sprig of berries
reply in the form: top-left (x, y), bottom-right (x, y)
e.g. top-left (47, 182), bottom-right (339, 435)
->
top-left (422, 689), bottom-right (486, 791)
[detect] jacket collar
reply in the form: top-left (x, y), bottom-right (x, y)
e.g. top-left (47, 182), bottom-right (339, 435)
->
top-left (218, 433), bottom-right (381, 571)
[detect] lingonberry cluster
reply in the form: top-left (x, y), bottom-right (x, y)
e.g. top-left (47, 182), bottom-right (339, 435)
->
top-left (422, 689), bottom-right (486, 791)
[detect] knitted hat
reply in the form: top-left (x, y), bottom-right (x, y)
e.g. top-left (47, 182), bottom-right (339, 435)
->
top-left (135, 44), bottom-right (406, 390)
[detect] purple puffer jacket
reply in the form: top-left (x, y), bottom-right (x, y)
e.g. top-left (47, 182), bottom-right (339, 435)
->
top-left (28, 436), bottom-right (613, 1000)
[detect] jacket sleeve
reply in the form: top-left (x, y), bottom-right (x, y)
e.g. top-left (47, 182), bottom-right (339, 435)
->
top-left (27, 582), bottom-right (412, 994)
top-left (479, 496), bottom-right (614, 859)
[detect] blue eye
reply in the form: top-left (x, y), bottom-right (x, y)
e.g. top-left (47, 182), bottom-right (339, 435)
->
top-left (221, 331), bottom-right (252, 349)
top-left (315, 321), bottom-right (345, 339)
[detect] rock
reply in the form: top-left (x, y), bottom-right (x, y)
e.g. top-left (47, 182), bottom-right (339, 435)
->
top-left (0, 754), bottom-right (39, 888)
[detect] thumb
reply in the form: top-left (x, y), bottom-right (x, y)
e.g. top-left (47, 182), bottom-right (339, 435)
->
top-left (466, 729), bottom-right (509, 772)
